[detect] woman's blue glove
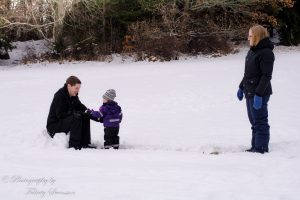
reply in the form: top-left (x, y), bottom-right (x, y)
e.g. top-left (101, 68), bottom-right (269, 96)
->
top-left (253, 95), bottom-right (262, 110)
top-left (237, 88), bottom-right (244, 101)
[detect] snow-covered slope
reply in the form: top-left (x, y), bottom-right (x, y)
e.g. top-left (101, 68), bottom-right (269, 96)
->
top-left (0, 47), bottom-right (299, 200)
top-left (0, 40), bottom-right (50, 67)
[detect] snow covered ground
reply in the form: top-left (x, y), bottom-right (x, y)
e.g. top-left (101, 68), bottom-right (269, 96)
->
top-left (0, 44), bottom-right (300, 200)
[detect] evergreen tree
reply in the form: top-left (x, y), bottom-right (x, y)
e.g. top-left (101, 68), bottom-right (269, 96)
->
top-left (278, 0), bottom-right (300, 45)
top-left (0, 32), bottom-right (13, 59)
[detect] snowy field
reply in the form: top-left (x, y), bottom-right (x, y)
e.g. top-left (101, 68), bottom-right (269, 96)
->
top-left (0, 44), bottom-right (300, 200)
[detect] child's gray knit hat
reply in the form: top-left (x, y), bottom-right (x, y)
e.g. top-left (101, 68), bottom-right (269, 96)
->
top-left (103, 89), bottom-right (116, 101)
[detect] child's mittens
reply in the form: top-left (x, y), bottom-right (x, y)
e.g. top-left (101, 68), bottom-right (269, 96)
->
top-left (90, 110), bottom-right (101, 118)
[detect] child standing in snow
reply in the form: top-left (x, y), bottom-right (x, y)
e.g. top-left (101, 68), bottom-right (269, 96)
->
top-left (90, 89), bottom-right (122, 149)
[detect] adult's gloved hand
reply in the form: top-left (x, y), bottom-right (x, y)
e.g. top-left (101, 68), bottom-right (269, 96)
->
top-left (237, 88), bottom-right (244, 101)
top-left (253, 95), bottom-right (262, 110)
top-left (81, 110), bottom-right (90, 119)
top-left (85, 109), bottom-right (92, 115)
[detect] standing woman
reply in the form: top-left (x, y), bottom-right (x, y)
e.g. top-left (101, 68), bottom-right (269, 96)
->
top-left (237, 25), bottom-right (275, 154)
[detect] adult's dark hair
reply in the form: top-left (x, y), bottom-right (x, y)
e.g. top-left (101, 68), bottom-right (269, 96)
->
top-left (66, 76), bottom-right (81, 86)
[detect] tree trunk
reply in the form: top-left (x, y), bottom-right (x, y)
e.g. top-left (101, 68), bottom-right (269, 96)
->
top-left (110, 16), bottom-right (113, 53)
top-left (102, 0), bottom-right (106, 46)
top-left (53, 0), bottom-right (64, 45)
top-left (5, 0), bottom-right (11, 11)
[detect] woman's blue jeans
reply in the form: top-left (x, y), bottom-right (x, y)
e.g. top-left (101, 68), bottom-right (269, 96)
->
top-left (246, 95), bottom-right (270, 152)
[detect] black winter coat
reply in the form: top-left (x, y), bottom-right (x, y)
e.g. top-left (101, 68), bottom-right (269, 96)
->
top-left (46, 84), bottom-right (87, 131)
top-left (239, 38), bottom-right (275, 97)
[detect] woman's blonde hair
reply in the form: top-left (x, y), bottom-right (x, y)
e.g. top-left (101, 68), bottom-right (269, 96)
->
top-left (250, 25), bottom-right (269, 46)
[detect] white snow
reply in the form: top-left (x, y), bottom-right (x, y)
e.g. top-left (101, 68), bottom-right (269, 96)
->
top-left (0, 44), bottom-right (300, 200)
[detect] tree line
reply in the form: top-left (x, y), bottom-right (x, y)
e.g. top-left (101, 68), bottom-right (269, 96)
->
top-left (1, 0), bottom-right (300, 61)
